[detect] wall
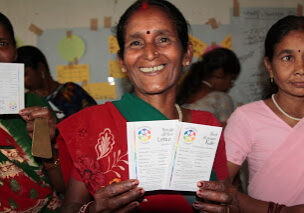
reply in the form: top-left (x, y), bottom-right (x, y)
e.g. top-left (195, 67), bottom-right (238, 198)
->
top-left (2, 0), bottom-right (304, 104)
top-left (3, 0), bottom-right (303, 46)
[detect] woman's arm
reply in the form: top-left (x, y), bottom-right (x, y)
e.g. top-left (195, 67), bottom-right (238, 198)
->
top-left (20, 106), bottom-right (66, 194)
top-left (227, 161), bottom-right (241, 181)
top-left (60, 178), bottom-right (92, 212)
top-left (194, 179), bottom-right (304, 213)
top-left (61, 177), bottom-right (145, 213)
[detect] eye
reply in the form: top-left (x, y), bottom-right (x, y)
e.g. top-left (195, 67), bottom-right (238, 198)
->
top-left (0, 41), bottom-right (9, 47)
top-left (129, 40), bottom-right (142, 47)
top-left (160, 37), bottom-right (168, 43)
top-left (156, 36), bottom-right (171, 47)
top-left (281, 55), bottom-right (293, 62)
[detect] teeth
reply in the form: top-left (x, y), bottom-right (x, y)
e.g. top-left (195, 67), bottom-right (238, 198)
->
top-left (140, 64), bottom-right (164, 73)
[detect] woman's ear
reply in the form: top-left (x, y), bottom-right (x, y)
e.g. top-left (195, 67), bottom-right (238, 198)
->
top-left (182, 42), bottom-right (193, 67)
top-left (117, 53), bottom-right (127, 73)
top-left (264, 57), bottom-right (274, 78)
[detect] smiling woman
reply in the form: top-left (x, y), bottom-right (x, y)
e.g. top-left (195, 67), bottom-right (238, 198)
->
top-left (55, 1), bottom-right (230, 212)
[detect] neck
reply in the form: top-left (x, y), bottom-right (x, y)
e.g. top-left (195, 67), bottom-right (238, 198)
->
top-left (135, 90), bottom-right (178, 120)
top-left (274, 92), bottom-right (304, 118)
top-left (31, 78), bottom-right (60, 97)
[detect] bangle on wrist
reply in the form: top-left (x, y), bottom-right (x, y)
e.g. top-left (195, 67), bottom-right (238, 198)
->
top-left (79, 201), bottom-right (94, 213)
top-left (43, 158), bottom-right (60, 170)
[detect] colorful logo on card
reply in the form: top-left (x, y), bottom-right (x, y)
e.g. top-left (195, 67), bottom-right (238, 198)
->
top-left (183, 129), bottom-right (196, 143)
top-left (9, 102), bottom-right (17, 111)
top-left (137, 127), bottom-right (151, 142)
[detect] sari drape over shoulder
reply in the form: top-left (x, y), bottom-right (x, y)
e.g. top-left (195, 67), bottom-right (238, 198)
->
top-left (248, 119), bottom-right (304, 206)
top-left (58, 93), bottom-right (228, 212)
top-left (0, 93), bottom-right (61, 212)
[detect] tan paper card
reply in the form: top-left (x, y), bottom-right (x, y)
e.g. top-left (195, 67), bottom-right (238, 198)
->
top-left (206, 18), bottom-right (218, 29)
top-left (29, 24), bottom-right (43, 36)
top-left (298, 4), bottom-right (303, 16)
top-left (104, 16), bottom-right (112, 28)
top-left (66, 30), bottom-right (72, 38)
top-left (233, 0), bottom-right (240, 17)
top-left (31, 118), bottom-right (52, 159)
top-left (90, 18), bottom-right (98, 31)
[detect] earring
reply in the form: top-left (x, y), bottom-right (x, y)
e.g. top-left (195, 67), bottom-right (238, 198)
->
top-left (185, 61), bottom-right (190, 66)
top-left (41, 71), bottom-right (45, 79)
top-left (270, 76), bottom-right (274, 83)
top-left (121, 68), bottom-right (126, 73)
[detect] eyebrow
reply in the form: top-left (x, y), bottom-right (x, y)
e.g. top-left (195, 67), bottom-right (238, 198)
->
top-left (277, 49), bottom-right (293, 56)
top-left (127, 29), bottom-right (172, 39)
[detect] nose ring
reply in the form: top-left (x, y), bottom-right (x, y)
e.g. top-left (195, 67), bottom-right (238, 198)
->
top-left (154, 51), bottom-right (159, 55)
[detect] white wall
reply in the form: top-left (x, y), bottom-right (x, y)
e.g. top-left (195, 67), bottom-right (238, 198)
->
top-left (2, 0), bottom-right (304, 46)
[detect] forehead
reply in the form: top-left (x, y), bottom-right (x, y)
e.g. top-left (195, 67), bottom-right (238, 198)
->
top-left (0, 23), bottom-right (11, 39)
top-left (275, 30), bottom-right (304, 50)
top-left (124, 6), bottom-right (176, 35)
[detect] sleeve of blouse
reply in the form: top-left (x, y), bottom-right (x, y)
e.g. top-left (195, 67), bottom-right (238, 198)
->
top-left (224, 107), bottom-right (252, 166)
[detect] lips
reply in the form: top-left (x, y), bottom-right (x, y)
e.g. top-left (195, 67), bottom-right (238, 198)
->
top-left (292, 82), bottom-right (304, 87)
top-left (139, 64), bottom-right (165, 73)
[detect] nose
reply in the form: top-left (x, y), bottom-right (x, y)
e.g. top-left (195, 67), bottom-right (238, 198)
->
top-left (144, 43), bottom-right (159, 61)
top-left (295, 57), bottom-right (304, 75)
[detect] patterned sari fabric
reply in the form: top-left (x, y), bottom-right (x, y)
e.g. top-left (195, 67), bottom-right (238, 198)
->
top-left (0, 93), bottom-right (61, 212)
top-left (58, 93), bottom-right (228, 213)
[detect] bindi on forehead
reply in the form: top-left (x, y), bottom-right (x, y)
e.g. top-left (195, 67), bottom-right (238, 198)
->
top-left (146, 31), bottom-right (150, 34)
top-left (298, 49), bottom-right (301, 53)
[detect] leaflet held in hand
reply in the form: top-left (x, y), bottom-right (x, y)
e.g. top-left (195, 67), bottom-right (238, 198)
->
top-left (127, 120), bottom-right (222, 192)
top-left (0, 63), bottom-right (24, 114)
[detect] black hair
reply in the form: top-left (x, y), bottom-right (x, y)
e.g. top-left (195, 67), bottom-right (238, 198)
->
top-left (116, 0), bottom-right (189, 59)
top-left (263, 15), bottom-right (304, 98)
top-left (0, 12), bottom-right (16, 47)
top-left (16, 45), bottom-right (50, 73)
top-left (265, 15), bottom-right (304, 61)
top-left (177, 48), bottom-right (240, 105)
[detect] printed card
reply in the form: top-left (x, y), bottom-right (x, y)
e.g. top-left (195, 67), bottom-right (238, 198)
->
top-left (0, 63), bottom-right (24, 114)
top-left (127, 120), bottom-right (222, 192)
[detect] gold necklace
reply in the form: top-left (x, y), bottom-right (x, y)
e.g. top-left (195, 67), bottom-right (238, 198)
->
top-left (271, 94), bottom-right (302, 121)
top-left (175, 104), bottom-right (183, 122)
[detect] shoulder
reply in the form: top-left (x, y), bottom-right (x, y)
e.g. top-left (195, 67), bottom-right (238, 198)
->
top-left (190, 109), bottom-right (221, 127)
top-left (208, 91), bottom-right (230, 98)
top-left (63, 82), bottom-right (80, 89)
top-left (57, 102), bottom-right (113, 127)
top-left (233, 100), bottom-right (266, 116)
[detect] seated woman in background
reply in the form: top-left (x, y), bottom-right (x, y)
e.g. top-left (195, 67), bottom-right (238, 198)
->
top-left (0, 13), bottom-right (63, 212)
top-left (193, 15), bottom-right (304, 213)
top-left (177, 47), bottom-right (240, 126)
top-left (16, 46), bottom-right (97, 120)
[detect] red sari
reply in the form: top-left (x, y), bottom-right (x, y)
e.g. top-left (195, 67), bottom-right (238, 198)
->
top-left (57, 102), bottom-right (228, 212)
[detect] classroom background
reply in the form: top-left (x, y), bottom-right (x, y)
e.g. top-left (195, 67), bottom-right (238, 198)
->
top-left (3, 0), bottom-right (304, 105)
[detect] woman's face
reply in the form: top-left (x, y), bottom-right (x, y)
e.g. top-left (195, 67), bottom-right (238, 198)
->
top-left (0, 23), bottom-right (16, 62)
top-left (265, 29), bottom-right (304, 97)
top-left (210, 68), bottom-right (236, 92)
top-left (118, 6), bottom-right (192, 96)
top-left (24, 66), bottom-right (44, 90)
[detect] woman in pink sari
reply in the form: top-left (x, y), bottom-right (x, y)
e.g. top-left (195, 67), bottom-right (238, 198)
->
top-left (192, 15), bottom-right (304, 212)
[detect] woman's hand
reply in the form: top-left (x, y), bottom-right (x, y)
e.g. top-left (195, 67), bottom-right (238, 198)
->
top-left (19, 106), bottom-right (56, 140)
top-left (89, 179), bottom-right (144, 213)
top-left (193, 180), bottom-right (240, 213)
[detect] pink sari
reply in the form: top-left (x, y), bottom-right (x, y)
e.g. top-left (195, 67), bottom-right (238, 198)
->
top-left (248, 119), bottom-right (304, 206)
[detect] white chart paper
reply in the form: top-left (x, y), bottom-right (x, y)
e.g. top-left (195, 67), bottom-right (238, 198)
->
top-left (0, 63), bottom-right (24, 114)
